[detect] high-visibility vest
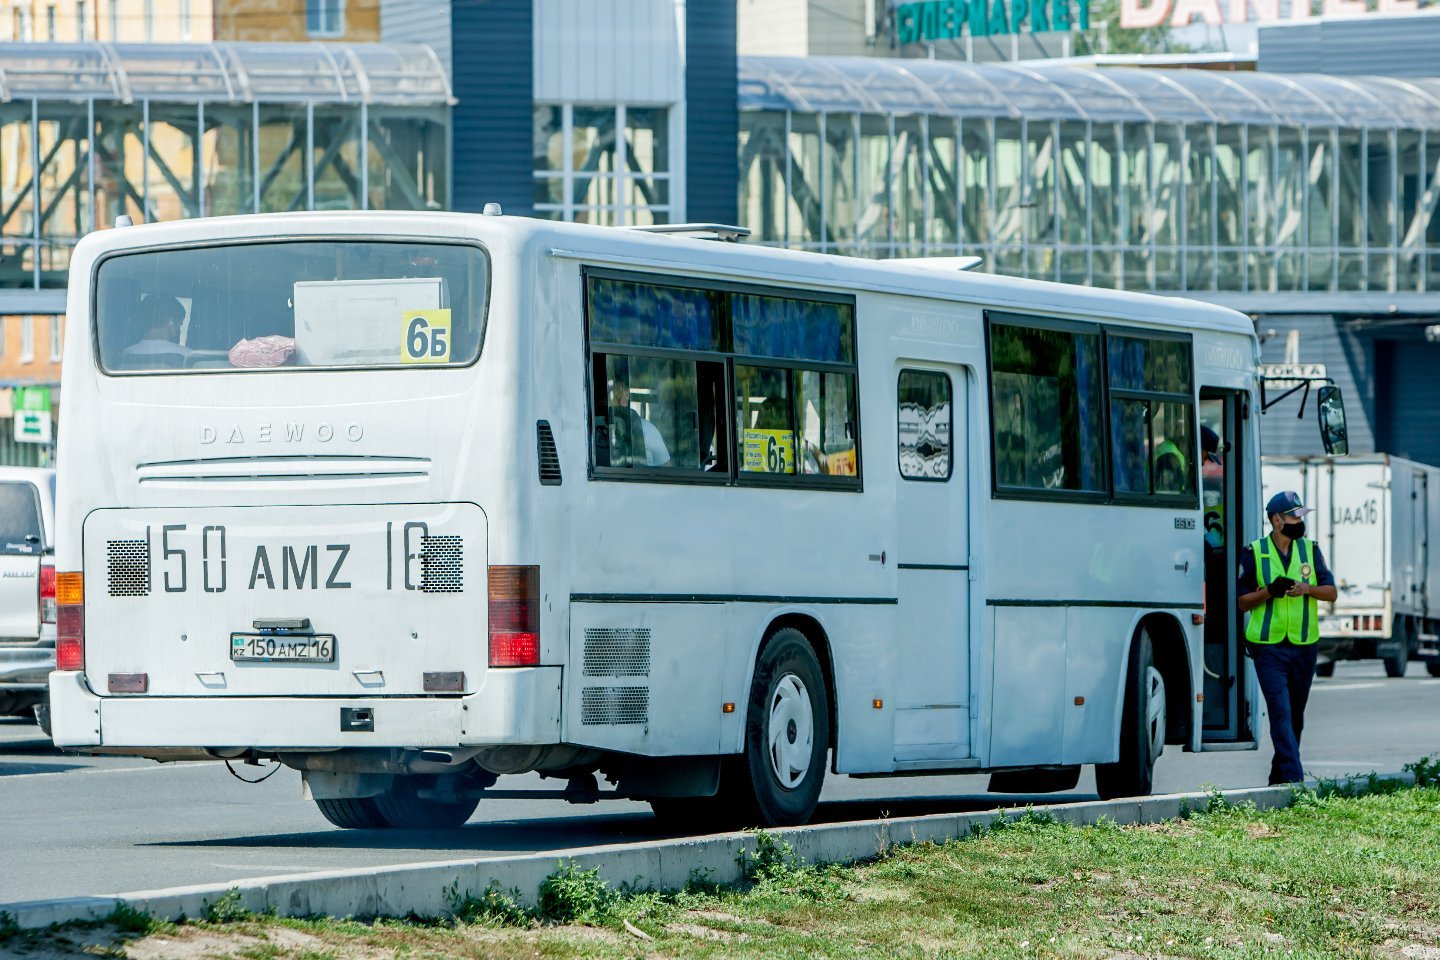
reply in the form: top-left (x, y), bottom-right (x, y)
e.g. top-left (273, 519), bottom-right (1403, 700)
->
top-left (1245, 536), bottom-right (1321, 645)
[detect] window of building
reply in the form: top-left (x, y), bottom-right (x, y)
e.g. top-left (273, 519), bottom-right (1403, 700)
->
top-left (76, 0), bottom-right (87, 39)
top-left (180, 0), bottom-right (190, 40)
top-left (45, 5), bottom-right (56, 40)
top-left (898, 370), bottom-right (952, 481)
top-left (587, 272), bottom-right (859, 487)
top-left (17, 7), bottom-right (31, 42)
top-left (20, 316), bottom-right (34, 363)
top-left (306, 0), bottom-right (344, 37)
top-left (107, 0), bottom-right (117, 40)
top-left (48, 316), bottom-right (62, 362)
top-left (986, 314), bottom-right (1198, 506)
top-left (143, 0), bottom-right (152, 40)
top-left (534, 104), bottom-right (673, 226)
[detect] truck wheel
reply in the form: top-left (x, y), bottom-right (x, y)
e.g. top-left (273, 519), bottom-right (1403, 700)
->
top-left (1095, 630), bottom-right (1165, 801)
top-left (733, 627), bottom-right (830, 827)
top-left (1428, 662), bottom-right (1440, 678)
top-left (314, 796), bottom-right (389, 829)
top-left (374, 775), bottom-right (480, 829)
top-left (1384, 620), bottom-right (1416, 678)
top-left (1315, 660), bottom-right (1336, 678)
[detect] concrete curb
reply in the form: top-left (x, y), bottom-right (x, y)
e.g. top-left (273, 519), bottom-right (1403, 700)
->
top-left (3, 771), bottom-right (1416, 930)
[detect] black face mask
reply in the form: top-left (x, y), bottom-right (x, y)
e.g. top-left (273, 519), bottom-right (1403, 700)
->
top-left (1281, 520), bottom-right (1306, 540)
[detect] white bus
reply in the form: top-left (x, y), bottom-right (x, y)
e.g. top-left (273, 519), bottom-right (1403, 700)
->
top-left (48, 211), bottom-right (1346, 829)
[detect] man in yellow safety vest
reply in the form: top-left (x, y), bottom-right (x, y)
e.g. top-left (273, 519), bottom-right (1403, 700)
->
top-left (1237, 491), bottom-right (1339, 785)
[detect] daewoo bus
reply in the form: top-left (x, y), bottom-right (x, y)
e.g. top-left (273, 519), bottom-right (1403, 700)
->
top-left (49, 211), bottom-right (1347, 829)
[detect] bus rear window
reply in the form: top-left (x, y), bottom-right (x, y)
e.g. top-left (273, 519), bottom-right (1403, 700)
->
top-left (95, 240), bottom-right (488, 373)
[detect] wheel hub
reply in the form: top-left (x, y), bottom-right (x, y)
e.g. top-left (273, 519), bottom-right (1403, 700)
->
top-left (1145, 665), bottom-right (1166, 767)
top-left (768, 673), bottom-right (813, 790)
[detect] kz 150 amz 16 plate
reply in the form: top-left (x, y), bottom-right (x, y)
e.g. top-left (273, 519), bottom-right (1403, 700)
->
top-left (230, 632), bottom-right (336, 663)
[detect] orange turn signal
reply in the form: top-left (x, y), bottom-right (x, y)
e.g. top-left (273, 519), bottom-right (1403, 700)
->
top-left (56, 571), bottom-right (83, 606)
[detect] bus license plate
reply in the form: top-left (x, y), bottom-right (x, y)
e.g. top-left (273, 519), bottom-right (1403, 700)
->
top-left (230, 633), bottom-right (336, 663)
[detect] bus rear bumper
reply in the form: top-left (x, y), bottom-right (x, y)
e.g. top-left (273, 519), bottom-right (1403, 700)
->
top-left (48, 668), bottom-right (563, 751)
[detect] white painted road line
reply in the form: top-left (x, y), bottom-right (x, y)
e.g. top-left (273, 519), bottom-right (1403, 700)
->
top-left (0, 762), bottom-right (210, 782)
top-left (1314, 682), bottom-right (1386, 691)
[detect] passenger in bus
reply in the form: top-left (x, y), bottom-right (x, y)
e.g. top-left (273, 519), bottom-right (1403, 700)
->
top-left (1237, 491), bottom-right (1339, 785)
top-left (608, 380), bottom-right (671, 468)
top-left (120, 295), bottom-right (193, 367)
top-left (1153, 445), bottom-right (1187, 494)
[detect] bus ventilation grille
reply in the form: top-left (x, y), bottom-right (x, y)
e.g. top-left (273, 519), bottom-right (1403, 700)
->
top-left (419, 536), bottom-right (464, 593)
top-left (106, 539), bottom-right (151, 597)
top-left (580, 686), bottom-right (649, 725)
top-left (537, 420), bottom-right (562, 485)
top-left (582, 628), bottom-right (651, 677)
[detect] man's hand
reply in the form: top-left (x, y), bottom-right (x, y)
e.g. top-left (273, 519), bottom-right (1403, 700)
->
top-left (1286, 582), bottom-right (1309, 598)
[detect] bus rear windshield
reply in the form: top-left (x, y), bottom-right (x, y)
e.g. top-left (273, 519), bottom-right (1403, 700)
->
top-left (95, 240), bottom-right (488, 373)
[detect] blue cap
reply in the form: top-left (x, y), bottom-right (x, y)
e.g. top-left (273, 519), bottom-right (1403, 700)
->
top-left (1266, 490), bottom-right (1313, 518)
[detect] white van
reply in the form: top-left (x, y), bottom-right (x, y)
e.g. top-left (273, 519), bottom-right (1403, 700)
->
top-left (0, 466), bottom-right (56, 718)
top-left (48, 212), bottom-right (1348, 828)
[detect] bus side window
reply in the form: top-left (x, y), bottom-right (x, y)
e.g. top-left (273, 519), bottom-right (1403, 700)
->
top-left (898, 370), bottom-right (952, 481)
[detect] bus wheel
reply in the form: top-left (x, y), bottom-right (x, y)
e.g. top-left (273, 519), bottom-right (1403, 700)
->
top-left (314, 796), bottom-right (389, 830)
top-left (1427, 661), bottom-right (1440, 678)
top-left (736, 628), bottom-right (830, 827)
top-left (1095, 630), bottom-right (1164, 801)
top-left (1315, 660), bottom-right (1336, 678)
top-left (373, 775), bottom-right (480, 829)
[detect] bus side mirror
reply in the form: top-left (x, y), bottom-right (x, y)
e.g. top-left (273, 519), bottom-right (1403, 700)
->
top-left (1317, 385), bottom-right (1349, 456)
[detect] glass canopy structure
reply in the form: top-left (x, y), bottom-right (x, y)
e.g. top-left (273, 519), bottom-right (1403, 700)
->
top-left (0, 42), bottom-right (451, 290)
top-left (739, 56), bottom-right (1440, 295)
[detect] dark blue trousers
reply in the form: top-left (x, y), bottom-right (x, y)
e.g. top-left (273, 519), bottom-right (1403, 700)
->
top-left (1251, 642), bottom-right (1318, 785)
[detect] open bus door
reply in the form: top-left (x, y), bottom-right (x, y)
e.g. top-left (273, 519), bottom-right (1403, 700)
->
top-left (1199, 389), bottom-right (1258, 748)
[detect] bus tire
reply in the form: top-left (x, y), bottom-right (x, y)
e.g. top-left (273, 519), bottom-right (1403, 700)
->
top-left (1427, 661), bottom-right (1440, 678)
top-left (314, 796), bottom-right (389, 830)
top-left (1095, 630), bottom-right (1164, 801)
top-left (1315, 660), bottom-right (1336, 678)
top-left (373, 775), bottom-right (480, 829)
top-left (735, 627), bottom-right (830, 827)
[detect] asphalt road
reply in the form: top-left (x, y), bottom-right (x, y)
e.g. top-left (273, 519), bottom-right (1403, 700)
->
top-left (2, 660), bottom-right (1436, 907)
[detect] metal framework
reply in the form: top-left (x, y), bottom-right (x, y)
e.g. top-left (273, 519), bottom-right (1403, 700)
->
top-left (738, 56), bottom-right (1440, 295)
top-left (0, 42), bottom-right (453, 291)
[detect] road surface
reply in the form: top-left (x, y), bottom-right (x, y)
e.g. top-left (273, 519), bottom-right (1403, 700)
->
top-left (2, 661), bottom-right (1435, 906)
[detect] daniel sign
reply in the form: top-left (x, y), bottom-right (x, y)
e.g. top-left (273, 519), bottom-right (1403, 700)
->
top-left (1122, 0), bottom-right (1418, 28)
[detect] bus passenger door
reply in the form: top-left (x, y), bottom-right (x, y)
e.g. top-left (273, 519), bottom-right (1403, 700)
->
top-left (892, 366), bottom-right (971, 763)
top-left (1200, 389), bottom-right (1256, 747)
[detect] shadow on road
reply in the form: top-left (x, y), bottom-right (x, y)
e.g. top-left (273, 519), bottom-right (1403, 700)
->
top-left (136, 792), bottom-right (1102, 854)
top-left (0, 760), bottom-right (88, 777)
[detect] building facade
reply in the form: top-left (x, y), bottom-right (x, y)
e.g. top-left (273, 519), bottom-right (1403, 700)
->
top-left (0, 0), bottom-right (214, 42)
top-left (213, 0), bottom-right (380, 42)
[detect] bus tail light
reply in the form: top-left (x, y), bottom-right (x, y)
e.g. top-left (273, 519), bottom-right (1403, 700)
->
top-left (489, 565), bottom-right (539, 667)
top-left (39, 562), bottom-right (56, 624)
top-left (55, 572), bottom-right (84, 671)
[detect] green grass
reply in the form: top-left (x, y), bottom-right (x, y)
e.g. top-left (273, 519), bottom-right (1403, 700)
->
top-left (17, 785), bottom-right (1440, 959)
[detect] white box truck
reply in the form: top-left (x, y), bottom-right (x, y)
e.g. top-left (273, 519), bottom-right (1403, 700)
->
top-left (1262, 455), bottom-right (1440, 677)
